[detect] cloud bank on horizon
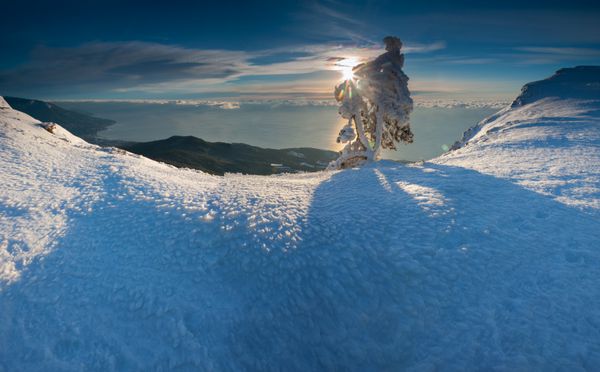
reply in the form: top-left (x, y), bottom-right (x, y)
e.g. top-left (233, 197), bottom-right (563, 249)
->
top-left (1, 0), bottom-right (599, 101)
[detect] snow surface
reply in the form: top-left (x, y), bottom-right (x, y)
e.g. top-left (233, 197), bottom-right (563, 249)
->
top-left (1, 67), bottom-right (600, 370)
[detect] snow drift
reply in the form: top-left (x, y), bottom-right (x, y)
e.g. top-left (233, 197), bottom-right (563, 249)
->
top-left (1, 67), bottom-right (600, 370)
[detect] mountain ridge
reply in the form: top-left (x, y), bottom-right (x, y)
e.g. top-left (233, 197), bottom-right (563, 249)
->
top-left (4, 96), bottom-right (116, 139)
top-left (120, 135), bottom-right (337, 175)
top-left (512, 65), bottom-right (600, 106)
top-left (3, 96), bottom-right (338, 174)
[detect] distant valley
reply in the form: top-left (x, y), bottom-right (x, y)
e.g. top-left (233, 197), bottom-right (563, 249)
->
top-left (5, 97), bottom-right (337, 175)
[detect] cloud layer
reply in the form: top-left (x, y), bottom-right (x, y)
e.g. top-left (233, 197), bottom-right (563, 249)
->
top-left (0, 40), bottom-right (443, 98)
top-left (55, 96), bottom-right (510, 110)
top-left (1, 39), bottom-right (598, 100)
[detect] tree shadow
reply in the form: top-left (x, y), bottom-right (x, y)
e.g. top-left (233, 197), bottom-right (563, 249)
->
top-left (1, 161), bottom-right (600, 371)
top-left (227, 161), bottom-right (600, 371)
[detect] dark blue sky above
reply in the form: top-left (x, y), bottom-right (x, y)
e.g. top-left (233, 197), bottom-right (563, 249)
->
top-left (1, 0), bottom-right (599, 100)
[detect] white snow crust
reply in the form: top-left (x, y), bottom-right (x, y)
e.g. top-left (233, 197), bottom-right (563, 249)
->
top-left (1, 67), bottom-right (600, 370)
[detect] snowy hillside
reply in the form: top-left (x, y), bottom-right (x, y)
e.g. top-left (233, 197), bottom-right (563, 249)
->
top-left (1, 66), bottom-right (600, 371)
top-left (445, 66), bottom-right (600, 210)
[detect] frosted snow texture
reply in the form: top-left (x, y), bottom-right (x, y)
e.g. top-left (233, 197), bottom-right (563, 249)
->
top-left (1, 67), bottom-right (600, 370)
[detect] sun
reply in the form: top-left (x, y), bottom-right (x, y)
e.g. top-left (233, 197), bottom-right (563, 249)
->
top-left (336, 57), bottom-right (359, 81)
top-left (341, 65), bottom-right (355, 81)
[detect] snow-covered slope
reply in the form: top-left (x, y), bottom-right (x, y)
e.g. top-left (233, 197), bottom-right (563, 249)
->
top-left (1, 67), bottom-right (600, 371)
top-left (444, 66), bottom-right (600, 210)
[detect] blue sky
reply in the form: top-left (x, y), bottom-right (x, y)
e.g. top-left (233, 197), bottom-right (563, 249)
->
top-left (1, 0), bottom-right (599, 101)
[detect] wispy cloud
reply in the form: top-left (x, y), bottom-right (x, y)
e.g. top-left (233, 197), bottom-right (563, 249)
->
top-left (310, 0), bottom-right (364, 27)
top-left (403, 42), bottom-right (447, 54)
top-left (410, 45), bottom-right (600, 67)
top-left (515, 47), bottom-right (600, 56)
top-left (0, 42), bottom-right (249, 93)
top-left (290, 0), bottom-right (375, 44)
top-left (410, 55), bottom-right (498, 65)
top-left (0, 39), bottom-right (444, 98)
top-left (511, 46), bottom-right (600, 64)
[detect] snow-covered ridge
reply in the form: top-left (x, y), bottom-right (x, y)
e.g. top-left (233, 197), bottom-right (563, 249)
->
top-left (454, 66), bottom-right (600, 147)
top-left (444, 66), bottom-right (600, 210)
top-left (0, 96), bottom-right (10, 109)
top-left (1, 65), bottom-right (600, 370)
top-left (513, 65), bottom-right (600, 106)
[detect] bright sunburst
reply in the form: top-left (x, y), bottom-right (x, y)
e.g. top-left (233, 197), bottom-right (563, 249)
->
top-left (336, 57), bottom-right (359, 81)
top-left (341, 65), bottom-right (354, 81)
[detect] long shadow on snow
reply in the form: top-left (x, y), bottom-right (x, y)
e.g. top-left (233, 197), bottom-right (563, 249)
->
top-left (2, 161), bottom-right (600, 371)
top-left (225, 161), bottom-right (600, 371)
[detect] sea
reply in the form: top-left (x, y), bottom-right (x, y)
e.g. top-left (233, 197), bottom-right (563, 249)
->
top-left (57, 101), bottom-right (499, 162)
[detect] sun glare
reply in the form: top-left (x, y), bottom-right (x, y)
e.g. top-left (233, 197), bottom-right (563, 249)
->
top-left (337, 57), bottom-right (359, 81)
top-left (341, 66), bottom-right (354, 81)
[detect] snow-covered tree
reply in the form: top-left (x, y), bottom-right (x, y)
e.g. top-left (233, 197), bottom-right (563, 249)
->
top-left (329, 36), bottom-right (414, 169)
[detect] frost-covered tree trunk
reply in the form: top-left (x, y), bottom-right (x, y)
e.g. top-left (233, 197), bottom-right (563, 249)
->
top-left (329, 36), bottom-right (414, 170)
